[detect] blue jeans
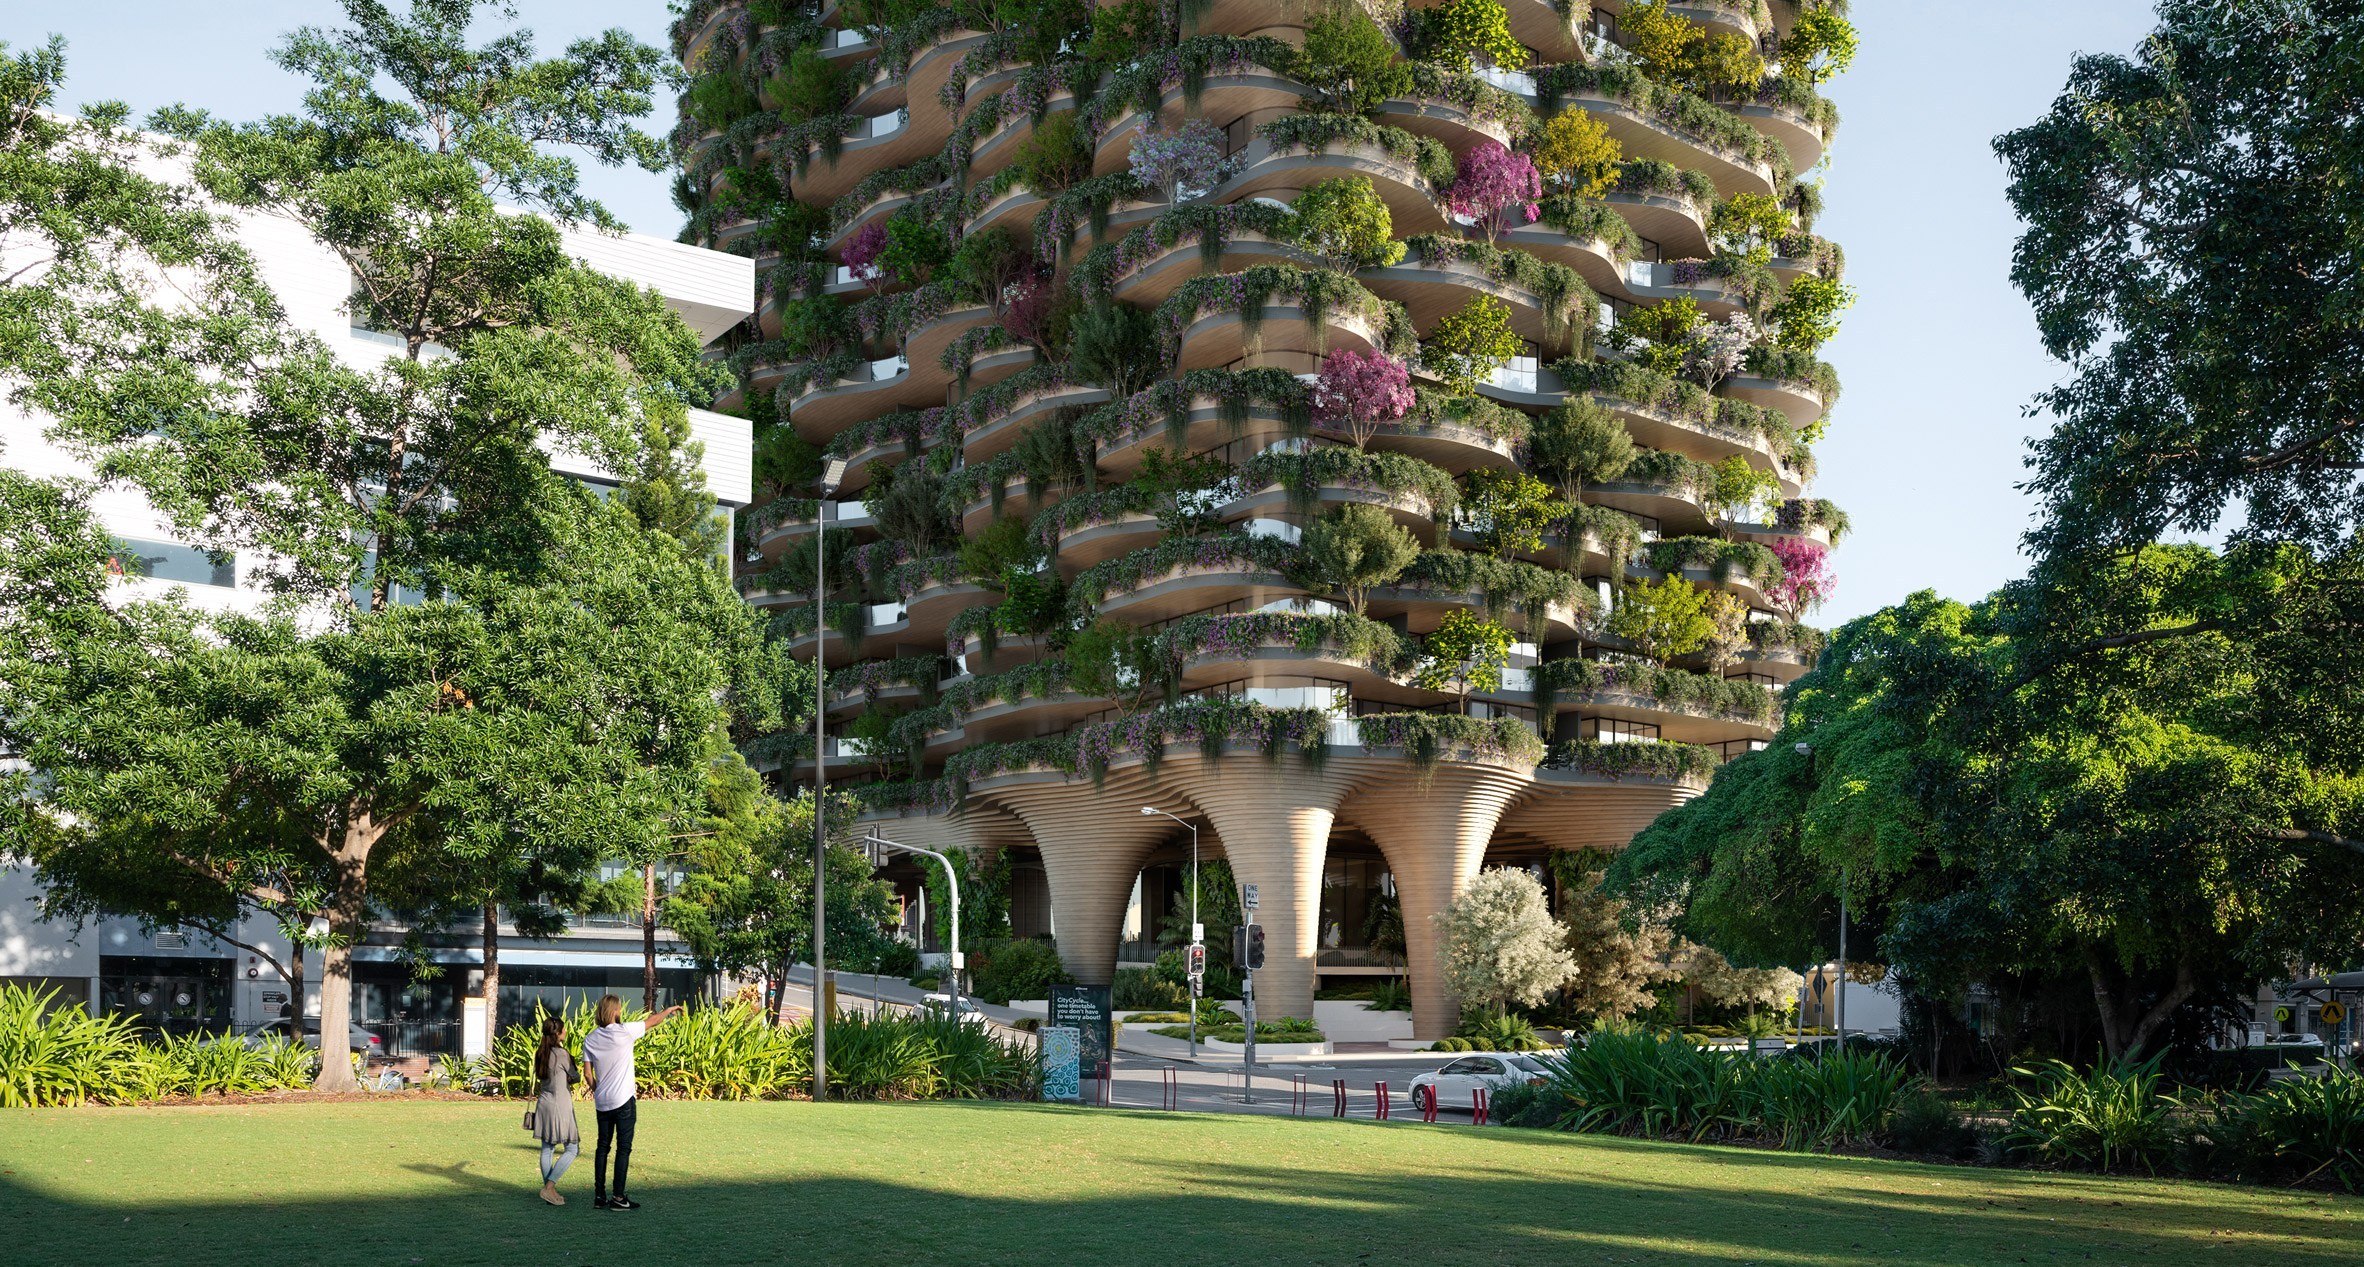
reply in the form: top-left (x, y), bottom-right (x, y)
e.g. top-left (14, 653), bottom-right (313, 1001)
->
top-left (540, 1140), bottom-right (577, 1184)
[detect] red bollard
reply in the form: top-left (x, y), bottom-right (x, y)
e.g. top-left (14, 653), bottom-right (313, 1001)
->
top-left (1374, 1081), bottom-right (1390, 1120)
top-left (1161, 1066), bottom-right (1178, 1111)
top-left (1291, 1074), bottom-right (1308, 1116)
top-left (1332, 1078), bottom-right (1348, 1118)
top-left (1473, 1087), bottom-right (1489, 1126)
top-left (1420, 1084), bottom-right (1438, 1123)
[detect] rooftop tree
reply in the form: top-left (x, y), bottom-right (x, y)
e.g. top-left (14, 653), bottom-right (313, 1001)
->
top-left (1294, 502), bottom-right (1419, 615)
top-left (1311, 348), bottom-right (1414, 450)
top-left (1444, 139), bottom-right (1540, 245)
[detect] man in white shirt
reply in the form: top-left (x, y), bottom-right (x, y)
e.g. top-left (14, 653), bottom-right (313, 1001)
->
top-left (580, 994), bottom-right (683, 1211)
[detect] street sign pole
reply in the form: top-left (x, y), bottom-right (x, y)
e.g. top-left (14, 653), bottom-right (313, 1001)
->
top-left (1186, 942), bottom-right (1205, 1057)
top-left (1240, 883), bottom-right (1260, 1104)
top-left (1241, 966), bottom-right (1255, 1104)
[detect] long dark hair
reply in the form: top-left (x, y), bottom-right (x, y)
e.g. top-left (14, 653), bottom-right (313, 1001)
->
top-left (536, 1016), bottom-right (566, 1080)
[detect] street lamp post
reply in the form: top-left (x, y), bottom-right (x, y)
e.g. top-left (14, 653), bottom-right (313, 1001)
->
top-left (1140, 806), bottom-right (1200, 1057)
top-left (813, 459), bottom-right (846, 1102)
top-left (863, 833), bottom-right (963, 1016)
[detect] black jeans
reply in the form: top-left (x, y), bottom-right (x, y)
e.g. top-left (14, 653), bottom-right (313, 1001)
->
top-left (595, 1098), bottom-right (637, 1199)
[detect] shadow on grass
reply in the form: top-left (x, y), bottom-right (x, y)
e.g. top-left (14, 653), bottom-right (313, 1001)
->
top-left (2, 1100), bottom-right (2359, 1267)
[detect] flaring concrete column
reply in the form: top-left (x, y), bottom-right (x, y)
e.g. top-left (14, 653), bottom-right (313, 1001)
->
top-left (1165, 760), bottom-right (1356, 1022)
top-left (1345, 766), bottom-right (1532, 1040)
top-left (988, 775), bottom-right (1172, 987)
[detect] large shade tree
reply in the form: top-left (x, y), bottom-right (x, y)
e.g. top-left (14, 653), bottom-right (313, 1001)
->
top-left (6, 3), bottom-right (700, 614)
top-left (0, 9), bottom-right (790, 1089)
top-left (1612, 555), bottom-right (2364, 1062)
top-left (2, 483), bottom-right (780, 1089)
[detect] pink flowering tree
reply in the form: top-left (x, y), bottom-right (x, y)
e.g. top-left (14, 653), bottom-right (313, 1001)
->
top-left (1766, 536), bottom-right (1834, 619)
top-left (999, 266), bottom-right (1059, 355)
top-left (1129, 118), bottom-right (1237, 202)
top-left (843, 218), bottom-right (889, 295)
top-left (1312, 349), bottom-right (1415, 449)
top-left (1446, 140), bottom-right (1542, 244)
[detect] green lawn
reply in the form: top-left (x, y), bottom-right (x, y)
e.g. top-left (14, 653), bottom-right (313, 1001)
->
top-left (4, 1098), bottom-right (2361, 1265)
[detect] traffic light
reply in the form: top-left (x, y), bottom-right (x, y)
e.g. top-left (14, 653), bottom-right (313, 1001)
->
top-left (1245, 923), bottom-right (1266, 971)
top-left (1186, 943), bottom-right (1206, 977)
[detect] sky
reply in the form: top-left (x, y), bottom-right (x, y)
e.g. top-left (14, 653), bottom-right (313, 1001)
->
top-left (18, 1), bottom-right (2165, 625)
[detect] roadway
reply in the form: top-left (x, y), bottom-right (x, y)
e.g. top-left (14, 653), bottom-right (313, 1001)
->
top-left (778, 966), bottom-right (1482, 1123)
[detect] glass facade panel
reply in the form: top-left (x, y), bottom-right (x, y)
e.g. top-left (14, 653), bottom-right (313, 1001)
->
top-left (110, 539), bottom-right (234, 588)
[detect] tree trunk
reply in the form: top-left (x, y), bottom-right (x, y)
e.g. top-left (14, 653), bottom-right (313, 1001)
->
top-left (2086, 949), bottom-right (2199, 1061)
top-left (313, 812), bottom-right (378, 1092)
top-left (643, 862), bottom-right (659, 1013)
top-left (481, 900), bottom-right (501, 1048)
top-left (288, 938), bottom-right (305, 1031)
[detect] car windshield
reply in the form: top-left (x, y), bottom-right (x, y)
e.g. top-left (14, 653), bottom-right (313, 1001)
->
top-left (1508, 1056), bottom-right (1551, 1075)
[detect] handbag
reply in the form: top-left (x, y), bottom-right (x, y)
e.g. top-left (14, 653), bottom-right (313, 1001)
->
top-left (522, 1108), bottom-right (537, 1132)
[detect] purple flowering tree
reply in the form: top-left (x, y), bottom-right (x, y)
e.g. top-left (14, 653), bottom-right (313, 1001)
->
top-left (1446, 140), bottom-right (1542, 244)
top-left (1312, 349), bottom-right (1415, 449)
top-left (1766, 536), bottom-right (1834, 619)
top-left (1129, 118), bottom-right (1237, 203)
top-left (1683, 312), bottom-right (1758, 391)
top-left (843, 218), bottom-right (889, 295)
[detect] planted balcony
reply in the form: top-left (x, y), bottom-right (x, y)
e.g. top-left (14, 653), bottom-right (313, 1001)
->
top-left (1084, 35), bottom-right (1303, 174)
top-left (1639, 535), bottom-right (1783, 607)
top-left (1365, 236), bottom-right (1599, 355)
top-left (1554, 357), bottom-right (1801, 469)
top-left (1726, 344), bottom-right (1840, 426)
top-left (1221, 115), bottom-right (1458, 236)
top-left (1232, 445), bottom-right (1460, 533)
top-left (1531, 657), bottom-right (1778, 732)
top-left (1072, 532), bottom-right (1301, 620)
top-left (1074, 199), bottom-right (1312, 307)
top-left (1375, 63), bottom-right (1540, 150)
top-left (1157, 265), bottom-right (1412, 372)
top-left (1532, 62), bottom-right (1791, 195)
top-left (1081, 367), bottom-right (1316, 476)
top-left (1373, 549), bottom-right (1593, 639)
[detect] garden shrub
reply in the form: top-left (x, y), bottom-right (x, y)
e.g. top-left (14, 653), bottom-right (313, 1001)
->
top-left (1113, 967), bottom-right (1189, 1011)
top-left (1149, 1016), bottom-right (1322, 1044)
top-left (2001, 1055), bottom-right (2181, 1174)
top-left (450, 1000), bottom-right (1035, 1103)
top-left (969, 936), bottom-right (1075, 1004)
top-left (1455, 1012), bottom-right (1550, 1052)
top-left (1886, 1089), bottom-right (1979, 1158)
top-left (0, 984), bottom-right (313, 1106)
top-left (1490, 1079), bottom-right (1563, 1129)
top-left (1365, 978), bottom-right (1413, 1013)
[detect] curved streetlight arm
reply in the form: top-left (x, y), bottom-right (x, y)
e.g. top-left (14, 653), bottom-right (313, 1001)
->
top-left (1140, 805), bottom-right (1203, 1058)
top-left (863, 833), bottom-right (962, 1015)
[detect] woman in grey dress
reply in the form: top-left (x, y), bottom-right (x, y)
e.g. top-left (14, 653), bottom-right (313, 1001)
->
top-left (533, 1017), bottom-right (582, 1206)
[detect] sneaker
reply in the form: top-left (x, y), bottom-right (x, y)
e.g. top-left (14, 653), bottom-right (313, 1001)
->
top-left (607, 1196), bottom-right (641, 1211)
top-left (592, 1196), bottom-right (609, 1210)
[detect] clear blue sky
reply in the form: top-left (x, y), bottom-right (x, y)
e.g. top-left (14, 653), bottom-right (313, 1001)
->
top-left (19, 0), bottom-right (2162, 624)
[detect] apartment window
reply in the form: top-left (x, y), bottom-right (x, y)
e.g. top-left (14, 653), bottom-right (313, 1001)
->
top-left (110, 539), bottom-right (235, 588)
top-left (1190, 675), bottom-right (1350, 713)
top-left (1580, 717), bottom-right (1662, 744)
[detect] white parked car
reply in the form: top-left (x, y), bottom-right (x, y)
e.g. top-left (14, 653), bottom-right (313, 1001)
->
top-left (918, 993), bottom-right (987, 1027)
top-left (1406, 1053), bottom-right (1554, 1113)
